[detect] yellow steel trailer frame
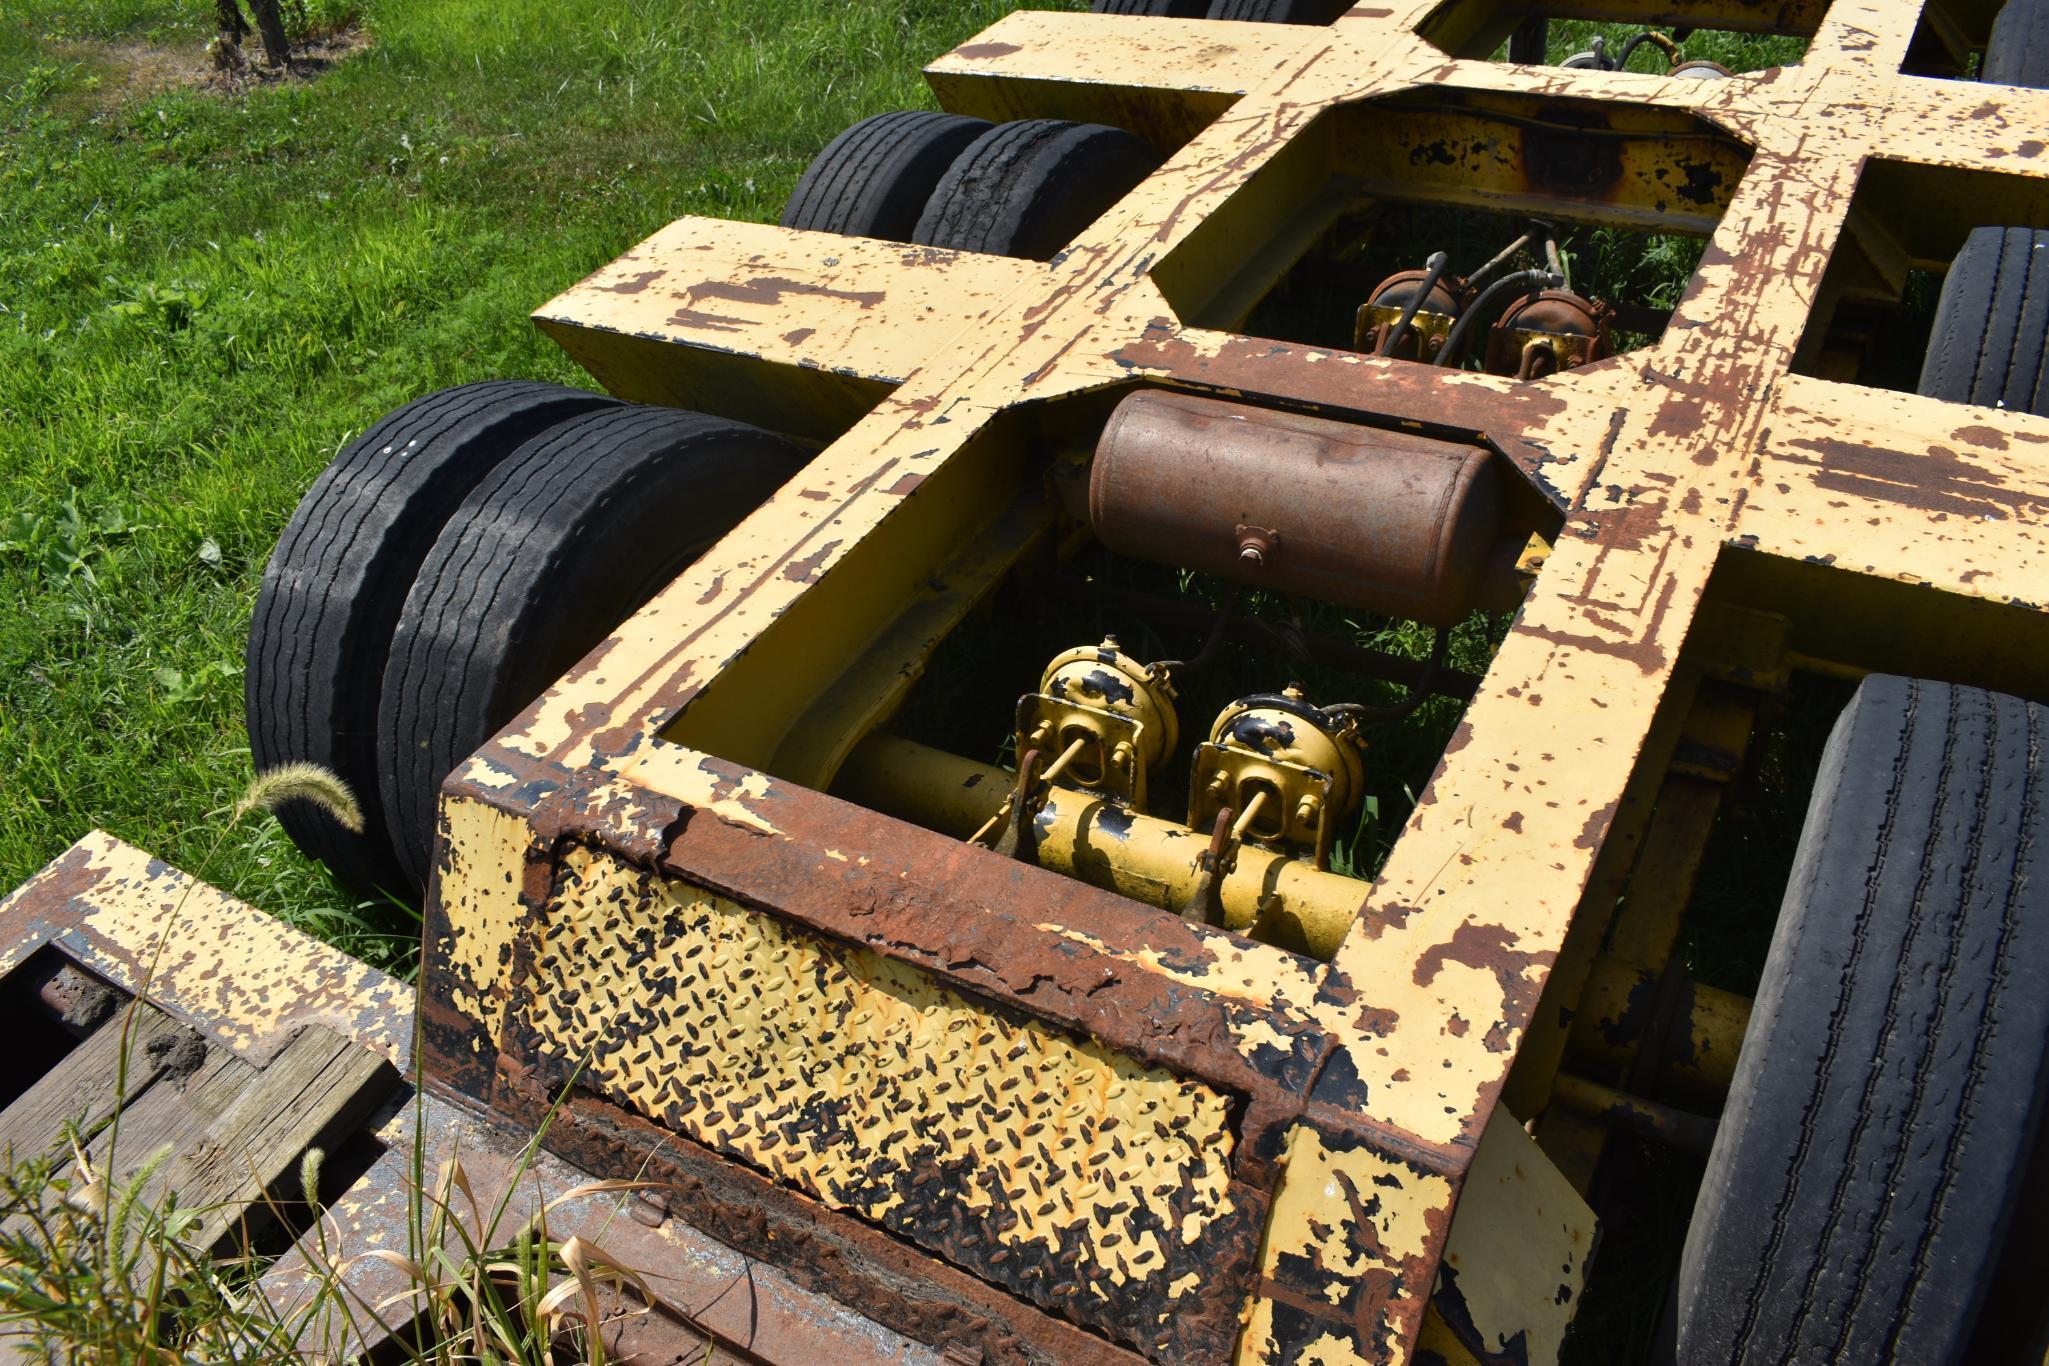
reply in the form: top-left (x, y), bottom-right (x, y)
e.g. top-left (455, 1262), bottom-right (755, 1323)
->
top-left (7, 0), bottom-right (2049, 1361)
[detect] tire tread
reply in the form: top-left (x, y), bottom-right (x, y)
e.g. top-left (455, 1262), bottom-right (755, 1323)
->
top-left (1984, 0), bottom-right (2049, 88)
top-left (1676, 676), bottom-right (2049, 1365)
top-left (377, 406), bottom-right (805, 889)
top-left (911, 119), bottom-right (1158, 261)
top-left (1920, 224), bottom-right (2049, 416)
top-left (245, 380), bottom-right (616, 898)
top-left (1205, 0), bottom-right (1354, 22)
top-left (781, 110), bottom-right (991, 241)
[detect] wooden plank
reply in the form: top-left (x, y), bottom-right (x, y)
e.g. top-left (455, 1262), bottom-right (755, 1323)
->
top-left (0, 1007), bottom-right (186, 1165)
top-left (0, 1020), bottom-right (392, 1360)
top-left (161, 1026), bottom-right (395, 1255)
top-left (83, 1039), bottom-right (254, 1192)
top-left (260, 1090), bottom-right (941, 1366)
top-left (23, 1027), bottom-right (393, 1303)
top-left (0, 1021), bottom-right (248, 1254)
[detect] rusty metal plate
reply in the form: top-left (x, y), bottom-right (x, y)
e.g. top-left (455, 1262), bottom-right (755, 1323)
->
top-left (523, 843), bottom-right (1243, 1356)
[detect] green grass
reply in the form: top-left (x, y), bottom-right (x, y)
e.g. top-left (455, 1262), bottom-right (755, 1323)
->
top-left (0, 0), bottom-right (1073, 972)
top-left (1533, 19), bottom-right (1808, 72)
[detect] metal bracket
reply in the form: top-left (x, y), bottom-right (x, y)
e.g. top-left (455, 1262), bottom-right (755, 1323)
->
top-left (1014, 693), bottom-right (1149, 807)
top-left (1176, 807), bottom-right (1238, 928)
top-left (1355, 302), bottom-right (1458, 359)
top-left (1188, 742), bottom-right (1341, 870)
top-left (991, 746), bottom-right (1045, 864)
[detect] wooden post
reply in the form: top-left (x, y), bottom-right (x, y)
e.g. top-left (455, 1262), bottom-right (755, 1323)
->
top-left (248, 0), bottom-right (291, 68)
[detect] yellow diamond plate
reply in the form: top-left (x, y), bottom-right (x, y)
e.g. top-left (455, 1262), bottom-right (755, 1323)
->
top-left (526, 843), bottom-right (1237, 1318)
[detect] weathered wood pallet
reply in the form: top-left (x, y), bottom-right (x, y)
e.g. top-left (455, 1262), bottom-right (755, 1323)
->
top-left (0, 833), bottom-right (935, 1365)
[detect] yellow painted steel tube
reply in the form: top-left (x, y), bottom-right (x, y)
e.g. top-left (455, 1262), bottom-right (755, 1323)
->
top-left (1550, 1072), bottom-right (1719, 1156)
top-left (1566, 955), bottom-right (1753, 1098)
top-left (833, 732), bottom-right (1368, 960)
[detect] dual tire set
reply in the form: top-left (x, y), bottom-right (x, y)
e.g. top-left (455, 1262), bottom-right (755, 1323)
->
top-left (780, 111), bottom-right (1158, 260)
top-left (245, 386), bottom-right (805, 902)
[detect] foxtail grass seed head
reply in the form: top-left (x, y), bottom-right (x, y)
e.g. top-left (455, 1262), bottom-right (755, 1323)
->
top-left (299, 1147), bottom-right (324, 1213)
top-left (235, 763), bottom-right (362, 833)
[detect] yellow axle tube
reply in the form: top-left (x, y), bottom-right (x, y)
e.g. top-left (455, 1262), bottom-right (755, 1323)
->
top-left (834, 732), bottom-right (1368, 959)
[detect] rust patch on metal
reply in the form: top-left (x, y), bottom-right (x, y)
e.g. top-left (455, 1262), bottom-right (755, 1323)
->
top-left (782, 539), bottom-right (842, 583)
top-left (515, 843), bottom-right (1252, 1358)
top-left (599, 269), bottom-right (664, 294)
top-left (378, 2), bottom-right (2049, 1359)
top-left (678, 276), bottom-right (887, 311)
top-left (664, 306), bottom-right (748, 332)
top-left (1787, 434), bottom-right (2049, 521)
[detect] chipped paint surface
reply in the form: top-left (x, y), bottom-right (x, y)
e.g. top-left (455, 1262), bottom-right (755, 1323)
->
top-left (1434, 1109), bottom-right (1595, 1364)
top-left (1740, 374), bottom-right (2049, 597)
top-left (522, 843), bottom-right (1243, 1354)
top-left (13, 0), bottom-right (2044, 1347)
top-left (535, 222), bottom-right (1045, 443)
top-left (1240, 1123), bottom-right (1453, 1363)
top-left (1034, 921), bottom-right (1329, 1020)
top-left (430, 796), bottom-right (534, 1053)
top-left (0, 832), bottom-right (412, 1068)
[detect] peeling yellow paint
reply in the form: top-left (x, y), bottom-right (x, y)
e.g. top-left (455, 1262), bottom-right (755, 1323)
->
top-left (0, 832), bottom-right (412, 1067)
top-left (526, 845), bottom-right (1238, 1324)
top-left (247, 0), bottom-right (2049, 1358)
top-left (1240, 1125), bottom-right (1454, 1364)
top-left (435, 796), bottom-right (535, 1050)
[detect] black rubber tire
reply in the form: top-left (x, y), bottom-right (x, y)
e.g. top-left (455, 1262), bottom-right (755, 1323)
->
top-left (1918, 225), bottom-right (2049, 415)
top-left (1091, 0), bottom-right (1210, 15)
top-left (911, 119), bottom-right (1160, 261)
top-left (245, 381), bottom-right (619, 901)
top-left (1984, 0), bottom-right (2049, 87)
top-left (1676, 675), bottom-right (2049, 1365)
top-left (780, 110), bottom-right (993, 241)
top-left (376, 405), bottom-right (806, 892)
top-left (1205, 0), bottom-right (1354, 23)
